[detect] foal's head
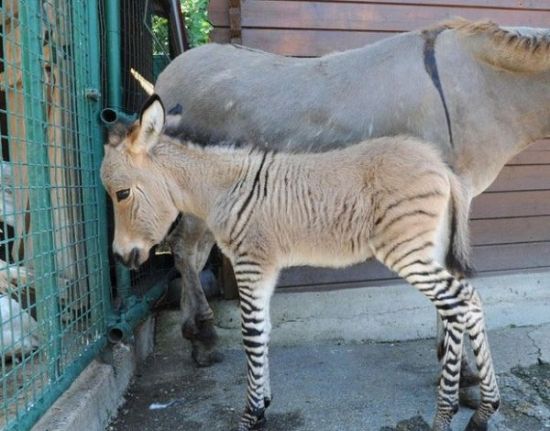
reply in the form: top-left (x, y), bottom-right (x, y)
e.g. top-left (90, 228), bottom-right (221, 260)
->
top-left (100, 95), bottom-right (179, 269)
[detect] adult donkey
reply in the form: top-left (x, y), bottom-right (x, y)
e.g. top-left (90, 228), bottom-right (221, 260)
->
top-left (154, 17), bottom-right (550, 398)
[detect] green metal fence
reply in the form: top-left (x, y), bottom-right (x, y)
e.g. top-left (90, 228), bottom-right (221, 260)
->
top-left (0, 0), bottom-right (108, 429)
top-left (0, 0), bottom-right (182, 429)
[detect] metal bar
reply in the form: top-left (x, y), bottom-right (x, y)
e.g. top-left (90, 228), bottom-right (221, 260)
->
top-left (19, 0), bottom-right (62, 386)
top-left (88, 0), bottom-right (114, 326)
top-left (104, 0), bottom-right (131, 298)
top-left (72, 0), bottom-right (110, 338)
top-left (107, 273), bottom-right (172, 342)
top-left (105, 0), bottom-right (122, 110)
top-left (167, 0), bottom-right (189, 54)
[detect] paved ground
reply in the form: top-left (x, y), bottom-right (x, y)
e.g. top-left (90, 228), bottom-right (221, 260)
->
top-left (109, 312), bottom-right (550, 431)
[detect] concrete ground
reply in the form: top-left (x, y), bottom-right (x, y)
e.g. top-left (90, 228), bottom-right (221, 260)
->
top-left (108, 310), bottom-right (550, 431)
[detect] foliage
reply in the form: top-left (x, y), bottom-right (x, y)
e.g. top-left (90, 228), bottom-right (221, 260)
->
top-left (181, 0), bottom-right (212, 47)
top-left (151, 0), bottom-right (212, 55)
top-left (152, 15), bottom-right (170, 55)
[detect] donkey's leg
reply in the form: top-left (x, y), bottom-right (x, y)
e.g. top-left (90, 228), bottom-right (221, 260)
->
top-left (233, 260), bottom-right (278, 431)
top-left (437, 312), bottom-right (481, 409)
top-left (167, 216), bottom-right (219, 366)
top-left (188, 228), bottom-right (222, 366)
top-left (463, 289), bottom-right (500, 431)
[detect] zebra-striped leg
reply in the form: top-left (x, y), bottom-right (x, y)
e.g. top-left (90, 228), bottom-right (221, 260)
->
top-left (464, 289), bottom-right (500, 431)
top-left (263, 312), bottom-right (272, 409)
top-left (391, 259), bottom-right (469, 431)
top-left (234, 263), bottom-right (277, 431)
top-left (437, 312), bottom-right (481, 409)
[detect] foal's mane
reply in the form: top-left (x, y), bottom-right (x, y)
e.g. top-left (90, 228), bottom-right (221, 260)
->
top-left (440, 18), bottom-right (550, 73)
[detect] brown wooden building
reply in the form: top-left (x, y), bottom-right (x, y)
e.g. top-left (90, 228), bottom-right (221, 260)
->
top-left (208, 0), bottom-right (550, 290)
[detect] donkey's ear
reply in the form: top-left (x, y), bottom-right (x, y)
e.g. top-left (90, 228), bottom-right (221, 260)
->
top-left (129, 94), bottom-right (165, 154)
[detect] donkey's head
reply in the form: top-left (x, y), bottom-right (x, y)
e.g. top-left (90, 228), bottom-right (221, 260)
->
top-left (100, 95), bottom-right (180, 269)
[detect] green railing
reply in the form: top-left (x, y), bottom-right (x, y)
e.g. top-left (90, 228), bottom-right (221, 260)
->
top-left (0, 1), bottom-right (110, 429)
top-left (0, 0), bottom-right (179, 429)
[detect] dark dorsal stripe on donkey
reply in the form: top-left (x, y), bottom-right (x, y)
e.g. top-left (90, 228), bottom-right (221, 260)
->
top-left (153, 17), bottom-right (550, 395)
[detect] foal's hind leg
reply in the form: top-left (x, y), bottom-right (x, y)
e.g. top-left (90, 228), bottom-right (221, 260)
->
top-left (390, 259), bottom-right (469, 431)
top-left (437, 312), bottom-right (481, 409)
top-left (167, 216), bottom-right (221, 367)
top-left (463, 289), bottom-right (500, 431)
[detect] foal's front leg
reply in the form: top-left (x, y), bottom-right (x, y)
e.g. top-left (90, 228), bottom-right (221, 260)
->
top-left (233, 259), bottom-right (278, 431)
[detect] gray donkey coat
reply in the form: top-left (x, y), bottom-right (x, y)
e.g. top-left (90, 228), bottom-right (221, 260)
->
top-left (153, 18), bottom-right (550, 390)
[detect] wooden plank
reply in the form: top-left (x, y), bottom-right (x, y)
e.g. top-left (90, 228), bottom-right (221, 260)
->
top-left (279, 240), bottom-right (550, 287)
top-left (209, 0), bottom-right (550, 27)
top-left (487, 165), bottom-right (550, 192)
top-left (241, 28), bottom-right (397, 56)
top-left (253, 0), bottom-right (550, 10)
top-left (508, 151), bottom-right (550, 165)
top-left (233, 2), bottom-right (550, 31)
top-left (471, 190), bottom-right (550, 219)
top-left (470, 216), bottom-right (550, 245)
top-left (473, 242), bottom-right (550, 272)
top-left (279, 260), bottom-right (394, 287)
top-left (211, 27), bottom-right (231, 43)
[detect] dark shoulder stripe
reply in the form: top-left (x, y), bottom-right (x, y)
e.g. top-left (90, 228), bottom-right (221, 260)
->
top-left (230, 152), bottom-right (268, 240)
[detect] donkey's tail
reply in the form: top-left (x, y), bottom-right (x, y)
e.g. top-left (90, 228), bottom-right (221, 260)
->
top-left (446, 174), bottom-right (473, 277)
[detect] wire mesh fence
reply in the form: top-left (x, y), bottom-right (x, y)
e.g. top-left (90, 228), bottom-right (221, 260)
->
top-left (0, 0), bottom-right (183, 429)
top-left (100, 0), bottom-right (179, 306)
top-left (0, 1), bottom-right (109, 429)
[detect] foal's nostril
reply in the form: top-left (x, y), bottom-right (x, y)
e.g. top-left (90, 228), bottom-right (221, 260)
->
top-left (129, 247), bottom-right (140, 268)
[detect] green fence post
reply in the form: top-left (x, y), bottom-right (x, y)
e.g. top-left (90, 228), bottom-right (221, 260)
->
top-left (104, 0), bottom-right (132, 302)
top-left (72, 0), bottom-right (111, 337)
top-left (19, 0), bottom-right (62, 383)
top-left (89, 0), bottom-right (115, 326)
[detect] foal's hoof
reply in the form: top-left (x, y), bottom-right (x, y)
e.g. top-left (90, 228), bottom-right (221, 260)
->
top-left (464, 416), bottom-right (487, 431)
top-left (237, 412), bottom-right (267, 431)
top-left (459, 385), bottom-right (480, 409)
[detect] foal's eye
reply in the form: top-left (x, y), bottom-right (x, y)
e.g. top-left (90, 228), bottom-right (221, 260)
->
top-left (116, 189), bottom-right (131, 202)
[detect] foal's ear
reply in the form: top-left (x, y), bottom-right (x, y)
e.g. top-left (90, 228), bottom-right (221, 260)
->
top-left (129, 94), bottom-right (165, 154)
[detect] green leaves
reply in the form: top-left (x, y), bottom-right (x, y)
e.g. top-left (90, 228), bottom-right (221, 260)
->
top-left (181, 0), bottom-right (212, 47)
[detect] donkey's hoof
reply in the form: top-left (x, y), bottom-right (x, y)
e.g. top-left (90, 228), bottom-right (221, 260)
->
top-left (464, 416), bottom-right (487, 431)
top-left (191, 345), bottom-right (224, 367)
top-left (195, 318), bottom-right (219, 347)
top-left (459, 385), bottom-right (480, 409)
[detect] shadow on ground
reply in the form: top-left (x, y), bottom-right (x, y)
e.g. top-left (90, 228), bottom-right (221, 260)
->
top-left (108, 313), bottom-right (550, 431)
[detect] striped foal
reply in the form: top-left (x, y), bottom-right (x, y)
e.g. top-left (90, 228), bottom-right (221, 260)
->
top-left (100, 95), bottom-right (500, 431)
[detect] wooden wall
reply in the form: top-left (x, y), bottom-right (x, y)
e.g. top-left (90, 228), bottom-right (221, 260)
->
top-left (209, 0), bottom-right (550, 289)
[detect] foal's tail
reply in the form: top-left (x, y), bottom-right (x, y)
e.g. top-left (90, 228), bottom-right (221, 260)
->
top-left (446, 174), bottom-right (473, 277)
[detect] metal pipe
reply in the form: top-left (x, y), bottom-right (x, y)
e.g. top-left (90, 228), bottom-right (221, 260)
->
top-left (87, 0), bottom-right (113, 326)
top-left (107, 272), bottom-right (173, 343)
top-left (105, 0), bottom-right (122, 109)
top-left (168, 0), bottom-right (189, 54)
top-left (100, 107), bottom-right (137, 126)
top-left (105, 0), bottom-right (131, 295)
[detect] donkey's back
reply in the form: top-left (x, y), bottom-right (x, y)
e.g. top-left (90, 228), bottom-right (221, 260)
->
top-left (155, 34), bottom-right (446, 151)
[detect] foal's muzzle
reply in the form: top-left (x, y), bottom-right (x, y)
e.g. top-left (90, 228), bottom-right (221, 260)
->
top-left (114, 247), bottom-right (141, 270)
